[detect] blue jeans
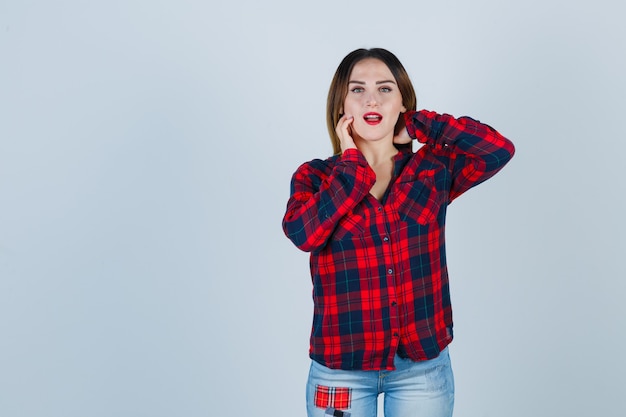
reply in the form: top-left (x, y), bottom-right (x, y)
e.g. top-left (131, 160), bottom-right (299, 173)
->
top-left (306, 348), bottom-right (454, 417)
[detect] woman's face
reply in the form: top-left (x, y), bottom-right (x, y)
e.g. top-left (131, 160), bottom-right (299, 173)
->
top-left (342, 58), bottom-right (406, 143)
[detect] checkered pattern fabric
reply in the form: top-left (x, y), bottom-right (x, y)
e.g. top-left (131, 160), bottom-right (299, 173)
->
top-left (315, 385), bottom-right (352, 410)
top-left (283, 110), bottom-right (515, 371)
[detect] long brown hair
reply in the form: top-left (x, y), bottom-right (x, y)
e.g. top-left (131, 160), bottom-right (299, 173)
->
top-left (326, 48), bottom-right (417, 155)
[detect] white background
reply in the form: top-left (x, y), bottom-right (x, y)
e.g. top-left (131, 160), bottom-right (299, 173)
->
top-left (1, 0), bottom-right (625, 416)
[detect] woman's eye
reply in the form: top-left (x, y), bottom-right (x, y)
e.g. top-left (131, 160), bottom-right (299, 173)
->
top-left (350, 87), bottom-right (364, 93)
top-left (380, 86), bottom-right (392, 93)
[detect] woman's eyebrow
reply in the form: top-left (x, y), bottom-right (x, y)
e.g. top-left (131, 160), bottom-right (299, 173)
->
top-left (348, 80), bottom-right (397, 85)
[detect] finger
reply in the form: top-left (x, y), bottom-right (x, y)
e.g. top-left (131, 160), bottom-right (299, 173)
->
top-left (335, 115), bottom-right (346, 138)
top-left (345, 116), bottom-right (354, 138)
top-left (337, 116), bottom-right (356, 153)
top-left (336, 115), bottom-right (354, 139)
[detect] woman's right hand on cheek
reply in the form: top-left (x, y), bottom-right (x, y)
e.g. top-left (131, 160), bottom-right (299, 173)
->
top-left (336, 115), bottom-right (357, 153)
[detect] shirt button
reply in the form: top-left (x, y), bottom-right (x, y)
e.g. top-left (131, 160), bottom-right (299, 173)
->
top-left (377, 206), bottom-right (383, 212)
top-left (391, 301), bottom-right (397, 307)
top-left (393, 332), bottom-right (399, 337)
top-left (387, 268), bottom-right (393, 275)
top-left (383, 236), bottom-right (389, 242)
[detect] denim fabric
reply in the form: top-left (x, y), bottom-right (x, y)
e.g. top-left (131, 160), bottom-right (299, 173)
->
top-left (306, 347), bottom-right (454, 417)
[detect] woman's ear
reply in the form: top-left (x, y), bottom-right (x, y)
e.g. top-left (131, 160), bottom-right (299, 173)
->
top-left (401, 105), bottom-right (407, 113)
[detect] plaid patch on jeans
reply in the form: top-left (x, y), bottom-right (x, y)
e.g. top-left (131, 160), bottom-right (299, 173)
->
top-left (315, 385), bottom-right (352, 410)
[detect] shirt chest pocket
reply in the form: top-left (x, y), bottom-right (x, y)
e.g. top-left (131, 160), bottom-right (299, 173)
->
top-left (396, 177), bottom-right (442, 225)
top-left (331, 210), bottom-right (366, 241)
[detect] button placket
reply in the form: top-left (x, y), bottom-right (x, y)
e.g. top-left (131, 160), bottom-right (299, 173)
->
top-left (376, 200), bottom-right (401, 364)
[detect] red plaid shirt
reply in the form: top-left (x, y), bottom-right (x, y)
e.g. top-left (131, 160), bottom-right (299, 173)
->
top-left (282, 110), bottom-right (515, 370)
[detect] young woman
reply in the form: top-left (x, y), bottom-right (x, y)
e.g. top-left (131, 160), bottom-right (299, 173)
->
top-left (282, 48), bottom-right (515, 417)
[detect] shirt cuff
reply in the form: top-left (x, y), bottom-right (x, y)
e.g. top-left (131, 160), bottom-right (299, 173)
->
top-left (403, 110), bottom-right (429, 144)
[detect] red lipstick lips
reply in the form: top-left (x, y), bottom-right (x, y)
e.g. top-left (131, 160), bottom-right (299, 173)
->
top-left (363, 112), bottom-right (383, 125)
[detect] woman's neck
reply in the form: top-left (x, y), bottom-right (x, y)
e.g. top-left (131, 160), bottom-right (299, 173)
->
top-left (354, 137), bottom-right (398, 167)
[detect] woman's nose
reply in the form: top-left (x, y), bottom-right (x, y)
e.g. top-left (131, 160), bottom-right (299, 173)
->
top-left (365, 93), bottom-right (379, 106)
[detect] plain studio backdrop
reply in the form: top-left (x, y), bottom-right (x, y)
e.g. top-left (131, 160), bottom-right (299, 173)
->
top-left (1, 0), bottom-right (624, 416)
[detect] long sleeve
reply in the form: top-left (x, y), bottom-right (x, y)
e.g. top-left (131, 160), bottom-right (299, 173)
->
top-left (405, 110), bottom-right (515, 201)
top-left (282, 148), bottom-right (376, 252)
